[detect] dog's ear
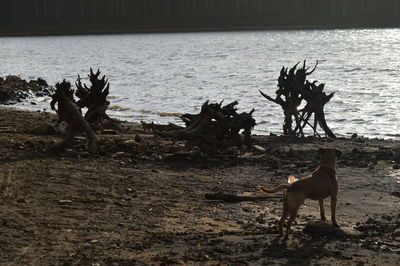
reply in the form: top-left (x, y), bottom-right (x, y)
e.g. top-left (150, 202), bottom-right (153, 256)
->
top-left (335, 149), bottom-right (343, 158)
top-left (318, 148), bottom-right (325, 156)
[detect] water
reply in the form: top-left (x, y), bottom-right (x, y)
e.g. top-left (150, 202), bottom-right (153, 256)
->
top-left (1, 29), bottom-right (400, 139)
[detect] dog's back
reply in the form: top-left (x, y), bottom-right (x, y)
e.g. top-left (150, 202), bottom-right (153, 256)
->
top-left (287, 165), bottom-right (337, 200)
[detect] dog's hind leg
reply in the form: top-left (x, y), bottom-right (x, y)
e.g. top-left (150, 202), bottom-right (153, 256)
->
top-left (319, 199), bottom-right (326, 221)
top-left (278, 200), bottom-right (289, 236)
top-left (284, 207), bottom-right (299, 240)
top-left (331, 196), bottom-right (339, 227)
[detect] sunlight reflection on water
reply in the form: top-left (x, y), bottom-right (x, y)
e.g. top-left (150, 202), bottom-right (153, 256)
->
top-left (1, 28), bottom-right (400, 139)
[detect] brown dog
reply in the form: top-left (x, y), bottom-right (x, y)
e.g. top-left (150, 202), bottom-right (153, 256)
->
top-left (257, 147), bottom-right (342, 239)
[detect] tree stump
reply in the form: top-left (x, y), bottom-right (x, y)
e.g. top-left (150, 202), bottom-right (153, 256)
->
top-left (50, 80), bottom-right (98, 153)
top-left (260, 61), bottom-right (336, 138)
top-left (75, 68), bottom-right (121, 130)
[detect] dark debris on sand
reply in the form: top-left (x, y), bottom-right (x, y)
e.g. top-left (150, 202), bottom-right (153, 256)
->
top-left (0, 107), bottom-right (399, 265)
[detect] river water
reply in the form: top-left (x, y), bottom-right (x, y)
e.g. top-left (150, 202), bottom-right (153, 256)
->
top-left (1, 29), bottom-right (400, 139)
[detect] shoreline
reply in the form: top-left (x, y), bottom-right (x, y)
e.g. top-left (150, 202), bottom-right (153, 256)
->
top-left (0, 72), bottom-right (399, 141)
top-left (0, 106), bottom-right (399, 264)
top-left (6, 100), bottom-right (400, 141)
top-left (1, 22), bottom-right (400, 37)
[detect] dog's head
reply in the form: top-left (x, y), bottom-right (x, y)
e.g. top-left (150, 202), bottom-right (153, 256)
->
top-left (318, 147), bottom-right (342, 162)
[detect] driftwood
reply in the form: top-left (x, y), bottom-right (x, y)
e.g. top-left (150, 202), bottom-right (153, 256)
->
top-left (75, 68), bottom-right (120, 130)
top-left (49, 69), bottom-right (123, 153)
top-left (141, 121), bottom-right (184, 132)
top-left (205, 192), bottom-right (280, 202)
top-left (260, 61), bottom-right (336, 138)
top-left (156, 100), bottom-right (256, 154)
top-left (303, 221), bottom-right (362, 238)
top-left (50, 80), bottom-right (98, 153)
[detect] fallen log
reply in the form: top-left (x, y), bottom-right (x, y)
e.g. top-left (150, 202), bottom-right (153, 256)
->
top-left (303, 221), bottom-right (362, 238)
top-left (141, 121), bottom-right (184, 132)
top-left (205, 192), bottom-right (280, 202)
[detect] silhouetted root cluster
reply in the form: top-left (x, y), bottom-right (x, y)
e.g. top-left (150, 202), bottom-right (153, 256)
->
top-left (151, 100), bottom-right (256, 154)
top-left (75, 68), bottom-right (121, 131)
top-left (260, 60), bottom-right (336, 138)
top-left (50, 69), bottom-right (120, 153)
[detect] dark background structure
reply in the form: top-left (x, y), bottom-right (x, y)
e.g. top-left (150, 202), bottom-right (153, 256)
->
top-left (1, 0), bottom-right (400, 35)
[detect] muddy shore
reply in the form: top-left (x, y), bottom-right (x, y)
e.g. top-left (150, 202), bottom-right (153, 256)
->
top-left (0, 107), bottom-right (399, 265)
top-left (0, 76), bottom-right (52, 105)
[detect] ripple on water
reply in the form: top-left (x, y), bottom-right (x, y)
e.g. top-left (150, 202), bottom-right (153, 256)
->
top-left (2, 29), bottom-right (400, 139)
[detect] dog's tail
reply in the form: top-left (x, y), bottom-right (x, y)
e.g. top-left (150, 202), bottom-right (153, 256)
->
top-left (257, 184), bottom-right (290, 194)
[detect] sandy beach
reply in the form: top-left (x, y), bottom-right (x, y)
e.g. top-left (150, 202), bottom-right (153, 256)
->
top-left (0, 106), bottom-right (399, 265)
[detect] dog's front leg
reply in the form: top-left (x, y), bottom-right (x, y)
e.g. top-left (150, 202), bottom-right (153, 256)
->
top-left (331, 196), bottom-right (339, 227)
top-left (318, 199), bottom-right (326, 221)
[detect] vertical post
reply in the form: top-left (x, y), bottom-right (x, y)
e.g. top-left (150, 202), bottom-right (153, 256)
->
top-left (12, 0), bottom-right (17, 24)
top-left (110, 0), bottom-right (114, 18)
top-left (44, 0), bottom-right (48, 20)
top-left (34, 0), bottom-right (40, 21)
top-left (330, 0), bottom-right (335, 17)
top-left (80, 0), bottom-right (84, 22)
top-left (68, 0), bottom-right (72, 22)
top-left (166, 0), bottom-right (171, 17)
top-left (142, 0), bottom-right (147, 17)
top-left (92, 0), bottom-right (97, 21)
top-left (121, 0), bottom-right (126, 17)
top-left (342, 0), bottom-right (347, 17)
